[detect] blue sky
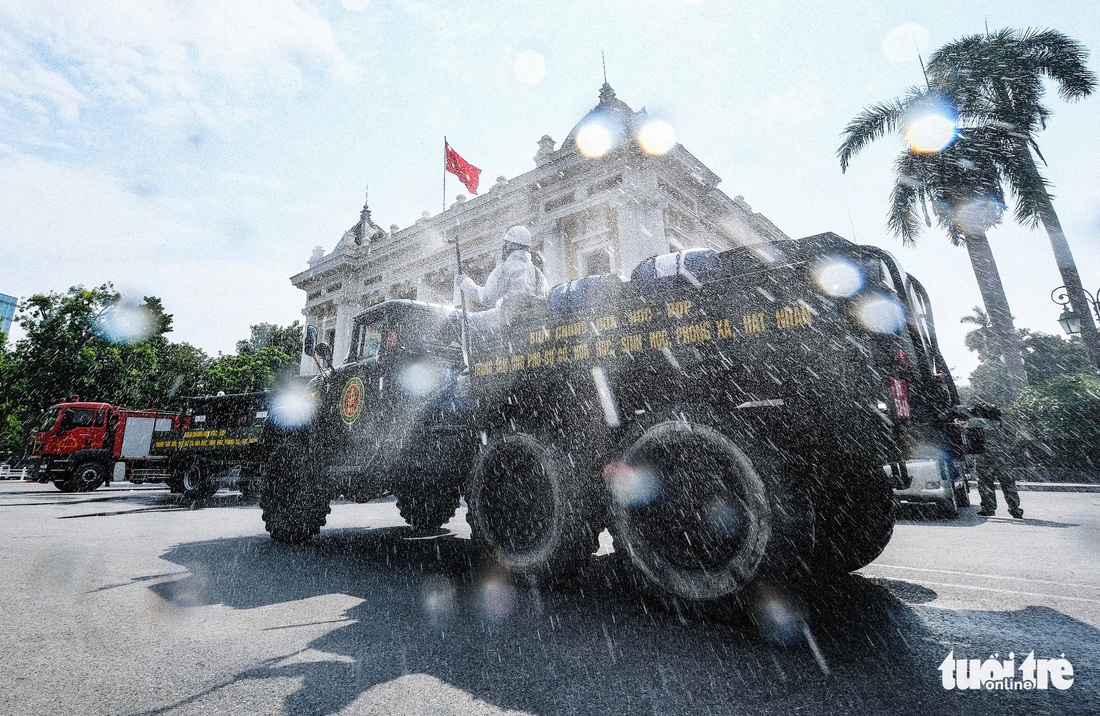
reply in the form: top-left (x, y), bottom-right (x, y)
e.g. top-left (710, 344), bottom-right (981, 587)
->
top-left (1, 0), bottom-right (1098, 383)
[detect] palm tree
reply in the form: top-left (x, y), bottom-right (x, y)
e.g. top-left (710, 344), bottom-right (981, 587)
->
top-left (960, 306), bottom-right (998, 360)
top-left (839, 88), bottom-right (1030, 398)
top-left (927, 28), bottom-right (1100, 374)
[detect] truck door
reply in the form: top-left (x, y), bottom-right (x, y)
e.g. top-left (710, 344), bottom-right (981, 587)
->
top-left (328, 315), bottom-right (388, 470)
top-left (51, 406), bottom-right (100, 454)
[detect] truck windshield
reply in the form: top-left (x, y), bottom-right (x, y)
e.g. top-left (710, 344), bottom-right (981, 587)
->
top-left (37, 408), bottom-right (60, 432)
top-left (351, 319), bottom-right (383, 362)
top-left (61, 409), bottom-right (95, 429)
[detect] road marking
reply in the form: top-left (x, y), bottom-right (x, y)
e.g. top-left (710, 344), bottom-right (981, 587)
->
top-left (867, 563), bottom-right (1100, 592)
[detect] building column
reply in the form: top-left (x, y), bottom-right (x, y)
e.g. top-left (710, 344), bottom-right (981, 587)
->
top-left (615, 198), bottom-right (667, 276)
top-left (535, 223), bottom-right (567, 286)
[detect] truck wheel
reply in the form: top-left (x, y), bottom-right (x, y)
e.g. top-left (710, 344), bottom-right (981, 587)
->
top-left (466, 432), bottom-right (602, 579)
top-left (261, 442), bottom-right (330, 544)
top-left (56, 460), bottom-right (108, 492)
top-left (610, 418), bottom-right (771, 602)
top-left (179, 461), bottom-right (219, 500)
top-left (395, 485), bottom-right (460, 531)
top-left (812, 465), bottom-right (895, 573)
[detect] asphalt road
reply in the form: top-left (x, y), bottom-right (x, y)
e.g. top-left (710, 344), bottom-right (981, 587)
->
top-left (1, 481), bottom-right (1096, 716)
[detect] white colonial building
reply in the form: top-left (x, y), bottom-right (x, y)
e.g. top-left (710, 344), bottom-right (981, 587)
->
top-left (292, 83), bottom-right (789, 373)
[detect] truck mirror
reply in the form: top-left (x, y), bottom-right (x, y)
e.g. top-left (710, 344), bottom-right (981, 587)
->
top-left (303, 325), bottom-right (318, 357)
top-left (314, 342), bottom-right (333, 368)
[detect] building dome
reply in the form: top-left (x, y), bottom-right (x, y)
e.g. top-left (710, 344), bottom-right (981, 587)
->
top-left (561, 82), bottom-right (646, 156)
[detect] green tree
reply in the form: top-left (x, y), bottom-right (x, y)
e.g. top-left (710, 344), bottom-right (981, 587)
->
top-left (205, 346), bottom-right (295, 395)
top-left (236, 321), bottom-right (303, 358)
top-left (964, 307), bottom-right (1090, 400)
top-left (840, 91), bottom-right (1029, 398)
top-left (1013, 372), bottom-right (1100, 470)
top-left (963, 312), bottom-right (1096, 472)
top-left (960, 306), bottom-right (1017, 407)
top-left (206, 321), bottom-right (302, 395)
top-left (0, 285), bottom-right (201, 451)
top-left (927, 28), bottom-right (1100, 373)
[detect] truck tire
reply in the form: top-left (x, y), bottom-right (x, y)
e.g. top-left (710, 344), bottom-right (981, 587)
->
top-left (56, 460), bottom-right (108, 492)
top-left (610, 417), bottom-right (772, 601)
top-left (179, 461), bottom-right (219, 500)
top-left (395, 485), bottom-right (460, 531)
top-left (811, 465), bottom-right (895, 573)
top-left (466, 431), bottom-right (602, 579)
top-left (261, 441), bottom-right (331, 544)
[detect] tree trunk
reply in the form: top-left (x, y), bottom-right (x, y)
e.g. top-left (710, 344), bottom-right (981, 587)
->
top-left (963, 231), bottom-right (1029, 399)
top-left (1022, 150), bottom-right (1100, 375)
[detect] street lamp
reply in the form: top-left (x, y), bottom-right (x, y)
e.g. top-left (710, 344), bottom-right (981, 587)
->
top-left (1051, 285), bottom-right (1100, 336)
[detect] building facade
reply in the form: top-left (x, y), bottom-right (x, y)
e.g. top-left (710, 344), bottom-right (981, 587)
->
top-left (0, 292), bottom-right (17, 336)
top-left (291, 83), bottom-right (788, 373)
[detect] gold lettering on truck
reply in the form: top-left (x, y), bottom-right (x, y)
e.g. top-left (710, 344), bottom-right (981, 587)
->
top-left (555, 322), bottom-right (587, 340)
top-left (648, 330), bottom-right (671, 349)
top-left (628, 308), bottom-right (653, 326)
top-left (776, 304), bottom-right (814, 329)
top-left (666, 299), bottom-right (692, 318)
top-left (621, 334), bottom-right (643, 353)
top-left (743, 312), bottom-right (767, 334)
top-left (675, 321), bottom-right (712, 345)
top-left (594, 314), bottom-right (619, 331)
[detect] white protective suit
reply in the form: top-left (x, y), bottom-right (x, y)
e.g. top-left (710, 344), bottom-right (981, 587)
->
top-left (458, 227), bottom-right (548, 306)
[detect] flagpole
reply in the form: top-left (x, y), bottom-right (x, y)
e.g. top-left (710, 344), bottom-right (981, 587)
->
top-left (442, 136), bottom-right (447, 213)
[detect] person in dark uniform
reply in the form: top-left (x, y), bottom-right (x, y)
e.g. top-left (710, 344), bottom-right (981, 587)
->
top-left (975, 418), bottom-right (1023, 518)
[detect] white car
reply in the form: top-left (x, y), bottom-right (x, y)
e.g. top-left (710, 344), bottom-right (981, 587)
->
top-left (892, 450), bottom-right (972, 518)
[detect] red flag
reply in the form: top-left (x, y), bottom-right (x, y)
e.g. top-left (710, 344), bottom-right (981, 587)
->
top-left (445, 141), bottom-right (481, 195)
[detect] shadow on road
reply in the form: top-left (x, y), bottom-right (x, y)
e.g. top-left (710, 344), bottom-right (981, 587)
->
top-left (897, 504), bottom-right (1079, 530)
top-left (125, 526), bottom-right (1100, 716)
top-left (2, 489), bottom-right (258, 515)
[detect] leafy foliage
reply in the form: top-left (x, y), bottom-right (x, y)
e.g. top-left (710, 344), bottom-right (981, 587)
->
top-left (1013, 373), bottom-right (1100, 469)
top-left (0, 284), bottom-right (301, 455)
top-left (963, 310), bottom-right (1097, 471)
top-left (236, 321), bottom-right (303, 358)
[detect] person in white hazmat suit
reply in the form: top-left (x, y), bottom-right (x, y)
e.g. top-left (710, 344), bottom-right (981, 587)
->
top-left (457, 226), bottom-right (548, 307)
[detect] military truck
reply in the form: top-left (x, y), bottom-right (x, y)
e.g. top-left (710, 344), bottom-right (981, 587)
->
top-left (150, 392), bottom-right (272, 499)
top-left (262, 232), bottom-right (982, 603)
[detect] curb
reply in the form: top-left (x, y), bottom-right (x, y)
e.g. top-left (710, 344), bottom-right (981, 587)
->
top-left (1015, 482), bottom-right (1100, 493)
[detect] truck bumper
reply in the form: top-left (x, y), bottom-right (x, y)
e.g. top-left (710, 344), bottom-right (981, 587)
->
top-left (26, 457), bottom-right (70, 483)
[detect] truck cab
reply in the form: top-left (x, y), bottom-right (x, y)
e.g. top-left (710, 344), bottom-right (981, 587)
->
top-left (260, 300), bottom-right (472, 543)
top-left (28, 400), bottom-right (117, 490)
top-left (309, 300), bottom-right (468, 502)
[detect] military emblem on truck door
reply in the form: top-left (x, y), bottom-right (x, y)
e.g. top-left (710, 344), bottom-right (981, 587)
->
top-left (341, 377), bottom-right (364, 425)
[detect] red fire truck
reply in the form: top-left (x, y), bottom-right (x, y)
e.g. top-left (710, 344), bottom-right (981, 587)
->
top-left (26, 397), bottom-right (179, 492)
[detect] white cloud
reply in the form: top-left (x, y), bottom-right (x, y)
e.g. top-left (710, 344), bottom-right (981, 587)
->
top-left (881, 23), bottom-right (930, 64)
top-left (0, 153), bottom-right (305, 354)
top-left (0, 0), bottom-right (361, 138)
